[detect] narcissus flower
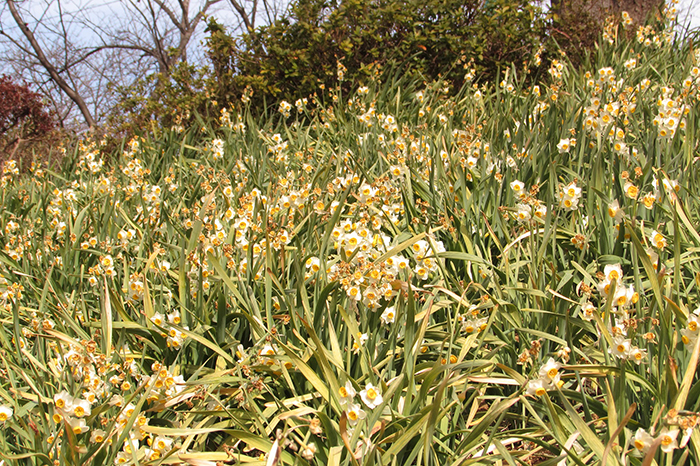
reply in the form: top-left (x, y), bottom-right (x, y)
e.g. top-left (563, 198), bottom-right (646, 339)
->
top-left (557, 138), bottom-right (573, 153)
top-left (650, 230), bottom-right (666, 249)
top-left (510, 180), bottom-right (526, 199)
top-left (581, 301), bottom-right (596, 321)
top-left (526, 379), bottom-right (548, 397)
top-left (516, 203), bottom-right (532, 222)
top-left (658, 428), bottom-right (679, 453)
top-left (607, 200), bottom-right (625, 223)
top-left (360, 383), bottom-right (383, 409)
top-left (346, 403), bottom-right (366, 426)
top-left (338, 381), bottom-right (356, 407)
top-left (632, 428), bottom-right (654, 455)
top-left (609, 335), bottom-right (631, 359)
top-left (539, 358), bottom-right (562, 384)
top-left (624, 181), bottom-right (639, 199)
top-left (0, 405), bottom-right (12, 422)
top-left (381, 307), bottom-right (396, 324)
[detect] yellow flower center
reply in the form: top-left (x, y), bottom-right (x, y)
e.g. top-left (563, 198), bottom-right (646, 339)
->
top-left (661, 435), bottom-right (673, 446)
top-left (535, 387), bottom-right (546, 396)
top-left (348, 411), bottom-right (358, 421)
top-left (366, 388), bottom-right (377, 400)
top-left (547, 368), bottom-right (558, 379)
top-left (617, 344), bottom-right (626, 353)
top-left (689, 321), bottom-right (697, 332)
top-left (339, 387), bottom-right (348, 397)
top-left (74, 406), bottom-right (85, 417)
top-left (0, 413), bottom-right (7, 422)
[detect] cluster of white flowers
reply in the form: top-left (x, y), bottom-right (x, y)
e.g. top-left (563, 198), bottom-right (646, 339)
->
top-left (338, 381), bottom-right (384, 428)
top-left (53, 390), bottom-right (93, 435)
top-left (150, 310), bottom-right (188, 349)
top-left (526, 358), bottom-right (564, 396)
top-left (680, 307), bottom-right (700, 349)
top-left (597, 264), bottom-right (639, 312)
top-left (591, 264), bottom-right (649, 364)
top-left (267, 133), bottom-right (289, 162)
top-left (206, 138), bottom-right (225, 160)
top-left (632, 427), bottom-right (683, 456)
top-left (381, 114), bottom-right (398, 133)
top-left (337, 61), bottom-right (347, 81)
top-left (556, 137), bottom-right (575, 154)
top-left (295, 98), bottom-right (308, 113)
top-left (558, 181), bottom-right (582, 211)
top-left (653, 88), bottom-right (686, 139)
top-left (219, 107), bottom-right (246, 132)
top-left (279, 100), bottom-right (292, 118)
top-left (76, 147), bottom-right (104, 174)
top-left (548, 59), bottom-right (564, 81)
top-left (143, 361), bottom-right (186, 404)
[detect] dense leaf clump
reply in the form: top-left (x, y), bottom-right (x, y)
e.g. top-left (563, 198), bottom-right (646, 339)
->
top-left (0, 75), bottom-right (56, 161)
top-left (117, 0), bottom-right (551, 131)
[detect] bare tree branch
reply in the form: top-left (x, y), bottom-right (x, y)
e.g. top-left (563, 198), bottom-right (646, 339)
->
top-left (5, 0), bottom-right (96, 127)
top-left (229, 0), bottom-right (254, 33)
top-left (1, 0), bottom-right (278, 128)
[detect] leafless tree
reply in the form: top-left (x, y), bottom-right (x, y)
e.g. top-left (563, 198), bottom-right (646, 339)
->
top-left (0, 0), bottom-right (286, 129)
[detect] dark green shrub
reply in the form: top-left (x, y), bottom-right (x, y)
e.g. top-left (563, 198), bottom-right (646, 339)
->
top-left (206, 0), bottom-right (548, 112)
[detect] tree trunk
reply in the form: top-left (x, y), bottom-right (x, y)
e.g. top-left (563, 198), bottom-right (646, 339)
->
top-left (6, 0), bottom-right (97, 128)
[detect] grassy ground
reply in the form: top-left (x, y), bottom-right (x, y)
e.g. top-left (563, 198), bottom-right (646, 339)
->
top-left (1, 9), bottom-right (700, 466)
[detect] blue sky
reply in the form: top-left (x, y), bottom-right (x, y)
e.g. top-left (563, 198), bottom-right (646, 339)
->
top-left (677, 0), bottom-right (700, 29)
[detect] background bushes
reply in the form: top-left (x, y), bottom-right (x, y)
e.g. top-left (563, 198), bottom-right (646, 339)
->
top-left (117, 0), bottom-right (549, 129)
